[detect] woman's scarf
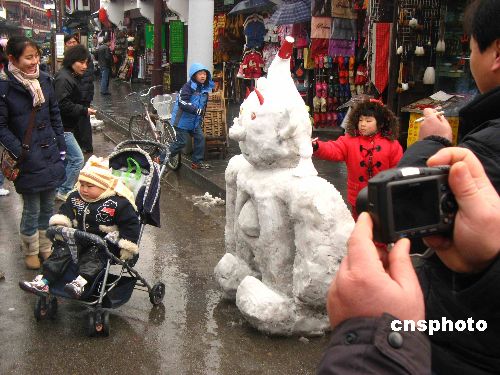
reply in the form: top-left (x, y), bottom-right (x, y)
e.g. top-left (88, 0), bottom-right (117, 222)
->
top-left (8, 62), bottom-right (45, 107)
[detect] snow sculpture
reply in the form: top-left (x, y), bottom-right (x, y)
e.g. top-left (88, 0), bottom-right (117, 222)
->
top-left (214, 37), bottom-right (355, 336)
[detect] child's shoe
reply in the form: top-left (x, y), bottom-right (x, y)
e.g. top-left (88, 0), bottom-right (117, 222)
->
top-left (19, 275), bottom-right (49, 296)
top-left (64, 276), bottom-right (87, 299)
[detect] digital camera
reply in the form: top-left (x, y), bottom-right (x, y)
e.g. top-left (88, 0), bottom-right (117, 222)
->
top-left (356, 166), bottom-right (458, 244)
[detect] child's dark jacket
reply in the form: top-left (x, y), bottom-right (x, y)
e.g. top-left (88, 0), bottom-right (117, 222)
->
top-left (170, 62), bottom-right (215, 131)
top-left (49, 191), bottom-right (140, 254)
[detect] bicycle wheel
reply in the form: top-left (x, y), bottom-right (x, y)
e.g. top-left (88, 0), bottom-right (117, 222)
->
top-left (128, 115), bottom-right (159, 154)
top-left (163, 121), bottom-right (181, 171)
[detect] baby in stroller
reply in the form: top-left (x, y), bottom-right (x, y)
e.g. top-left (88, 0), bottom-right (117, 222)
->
top-left (20, 156), bottom-right (140, 299)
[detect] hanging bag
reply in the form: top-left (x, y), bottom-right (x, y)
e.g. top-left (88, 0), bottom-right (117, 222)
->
top-left (1, 107), bottom-right (37, 182)
top-left (113, 157), bottom-right (143, 196)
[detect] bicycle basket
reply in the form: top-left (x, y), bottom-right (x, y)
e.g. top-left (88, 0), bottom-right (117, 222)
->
top-left (151, 94), bottom-right (173, 120)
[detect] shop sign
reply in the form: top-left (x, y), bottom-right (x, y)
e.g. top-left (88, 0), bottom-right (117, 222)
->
top-left (169, 20), bottom-right (184, 63)
top-left (145, 24), bottom-right (166, 50)
top-left (56, 33), bottom-right (65, 59)
top-left (25, 29), bottom-right (33, 38)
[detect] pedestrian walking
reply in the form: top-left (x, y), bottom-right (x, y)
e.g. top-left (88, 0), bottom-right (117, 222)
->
top-left (65, 34), bottom-right (95, 153)
top-left (0, 36), bottom-right (66, 269)
top-left (96, 36), bottom-right (112, 95)
top-left (54, 44), bottom-right (96, 201)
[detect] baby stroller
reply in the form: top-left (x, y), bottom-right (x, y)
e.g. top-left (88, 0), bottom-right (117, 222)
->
top-left (34, 140), bottom-right (172, 337)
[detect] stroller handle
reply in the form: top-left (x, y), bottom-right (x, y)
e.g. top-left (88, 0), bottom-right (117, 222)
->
top-left (115, 140), bottom-right (168, 151)
top-left (46, 226), bottom-right (108, 253)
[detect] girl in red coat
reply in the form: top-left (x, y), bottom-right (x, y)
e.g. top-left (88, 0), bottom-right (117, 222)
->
top-left (313, 99), bottom-right (403, 219)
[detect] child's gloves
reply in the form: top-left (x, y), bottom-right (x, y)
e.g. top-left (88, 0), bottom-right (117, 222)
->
top-left (120, 248), bottom-right (135, 261)
top-left (312, 137), bottom-right (319, 152)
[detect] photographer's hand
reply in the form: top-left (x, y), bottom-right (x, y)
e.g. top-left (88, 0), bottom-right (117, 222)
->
top-left (426, 147), bottom-right (500, 273)
top-left (327, 213), bottom-right (424, 328)
top-left (418, 108), bottom-right (452, 141)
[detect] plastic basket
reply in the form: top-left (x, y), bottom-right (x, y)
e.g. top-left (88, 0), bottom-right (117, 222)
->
top-left (151, 94), bottom-right (174, 120)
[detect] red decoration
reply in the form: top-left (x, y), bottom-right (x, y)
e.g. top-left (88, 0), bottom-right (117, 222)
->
top-left (98, 8), bottom-right (111, 28)
top-left (46, 9), bottom-right (52, 19)
top-left (254, 89), bottom-right (264, 105)
top-left (278, 36), bottom-right (294, 59)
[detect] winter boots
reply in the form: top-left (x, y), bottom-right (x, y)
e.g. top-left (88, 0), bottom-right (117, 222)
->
top-left (20, 230), bottom-right (53, 269)
top-left (20, 232), bottom-right (40, 270)
top-left (38, 230), bottom-right (52, 261)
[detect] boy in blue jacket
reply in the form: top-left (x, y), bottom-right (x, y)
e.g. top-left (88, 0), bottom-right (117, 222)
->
top-left (168, 63), bottom-right (214, 169)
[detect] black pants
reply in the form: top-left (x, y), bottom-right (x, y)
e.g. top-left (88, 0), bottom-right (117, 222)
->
top-left (42, 241), bottom-right (104, 285)
top-left (74, 103), bottom-right (93, 152)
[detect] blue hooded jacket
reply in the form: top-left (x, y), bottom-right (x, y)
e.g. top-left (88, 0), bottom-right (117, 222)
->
top-left (171, 63), bottom-right (215, 131)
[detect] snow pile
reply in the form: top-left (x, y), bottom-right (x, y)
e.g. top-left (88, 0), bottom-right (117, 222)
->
top-left (192, 192), bottom-right (225, 208)
top-left (90, 115), bottom-right (104, 130)
top-left (214, 37), bottom-right (354, 336)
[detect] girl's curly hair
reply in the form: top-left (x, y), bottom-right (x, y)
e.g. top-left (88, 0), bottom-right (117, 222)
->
top-left (344, 100), bottom-right (400, 140)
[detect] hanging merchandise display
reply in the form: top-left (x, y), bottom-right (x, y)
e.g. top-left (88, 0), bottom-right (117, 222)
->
top-left (309, 0), bottom-right (369, 130)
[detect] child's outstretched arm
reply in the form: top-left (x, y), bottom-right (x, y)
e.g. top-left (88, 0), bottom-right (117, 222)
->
top-left (313, 136), bottom-right (349, 162)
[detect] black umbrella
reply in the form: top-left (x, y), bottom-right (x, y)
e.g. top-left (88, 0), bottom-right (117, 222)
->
top-left (228, 0), bottom-right (277, 15)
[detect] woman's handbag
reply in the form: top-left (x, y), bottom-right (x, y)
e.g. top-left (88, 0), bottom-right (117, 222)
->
top-left (1, 149), bottom-right (20, 181)
top-left (0, 108), bottom-right (37, 181)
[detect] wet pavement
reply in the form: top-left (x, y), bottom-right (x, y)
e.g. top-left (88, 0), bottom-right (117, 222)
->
top-left (0, 131), bottom-right (332, 375)
top-left (0, 79), bottom-right (351, 375)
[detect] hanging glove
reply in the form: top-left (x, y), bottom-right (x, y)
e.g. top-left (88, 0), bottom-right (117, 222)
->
top-left (120, 248), bottom-right (135, 261)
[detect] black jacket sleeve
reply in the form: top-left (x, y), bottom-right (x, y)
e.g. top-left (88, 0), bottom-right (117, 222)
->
top-left (54, 75), bottom-right (87, 120)
top-left (317, 314), bottom-right (431, 375)
top-left (397, 139), bottom-right (446, 168)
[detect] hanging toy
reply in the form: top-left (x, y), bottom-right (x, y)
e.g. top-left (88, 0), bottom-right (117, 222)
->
top-left (436, 13), bottom-right (446, 53)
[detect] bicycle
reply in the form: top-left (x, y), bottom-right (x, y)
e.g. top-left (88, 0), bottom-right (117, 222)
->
top-left (126, 85), bottom-right (181, 171)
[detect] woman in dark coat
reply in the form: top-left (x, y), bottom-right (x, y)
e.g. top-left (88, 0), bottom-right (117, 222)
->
top-left (54, 44), bottom-right (96, 201)
top-left (0, 36), bottom-right (66, 270)
top-left (64, 34), bottom-right (94, 153)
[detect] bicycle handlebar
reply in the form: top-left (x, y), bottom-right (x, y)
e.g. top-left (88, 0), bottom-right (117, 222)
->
top-left (114, 139), bottom-right (168, 152)
top-left (141, 85), bottom-right (163, 97)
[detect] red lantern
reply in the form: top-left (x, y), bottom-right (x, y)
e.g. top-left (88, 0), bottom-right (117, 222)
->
top-left (46, 9), bottom-right (52, 19)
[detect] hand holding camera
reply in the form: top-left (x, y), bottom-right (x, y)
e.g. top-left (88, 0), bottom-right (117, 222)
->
top-left (357, 147), bottom-right (500, 273)
top-left (327, 213), bottom-right (424, 328)
top-left (425, 147), bottom-right (500, 273)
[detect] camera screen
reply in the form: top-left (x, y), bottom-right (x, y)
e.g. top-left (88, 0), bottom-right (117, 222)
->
top-left (391, 179), bottom-right (440, 232)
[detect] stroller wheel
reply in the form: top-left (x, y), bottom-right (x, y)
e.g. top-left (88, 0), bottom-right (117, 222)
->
top-left (149, 282), bottom-right (165, 305)
top-left (34, 297), bottom-right (47, 321)
top-left (86, 311), bottom-right (96, 337)
top-left (47, 296), bottom-right (58, 320)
